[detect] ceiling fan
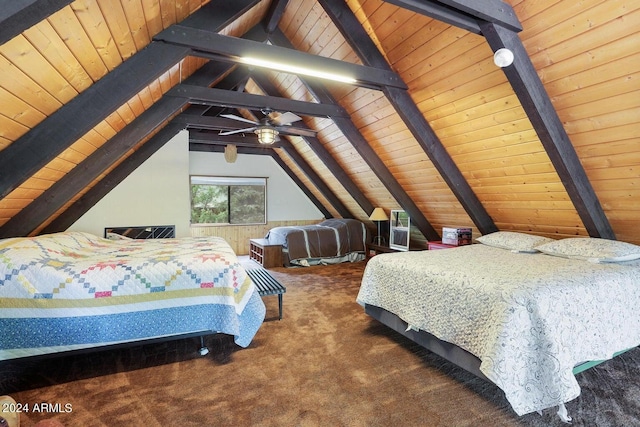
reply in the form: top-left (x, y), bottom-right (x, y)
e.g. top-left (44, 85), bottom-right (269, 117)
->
top-left (219, 109), bottom-right (316, 144)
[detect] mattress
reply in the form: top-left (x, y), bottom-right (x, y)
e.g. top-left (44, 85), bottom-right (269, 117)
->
top-left (266, 218), bottom-right (367, 266)
top-left (0, 232), bottom-right (266, 360)
top-left (356, 244), bottom-right (640, 415)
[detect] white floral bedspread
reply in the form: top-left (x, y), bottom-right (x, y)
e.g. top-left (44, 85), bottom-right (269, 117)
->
top-left (356, 245), bottom-right (640, 415)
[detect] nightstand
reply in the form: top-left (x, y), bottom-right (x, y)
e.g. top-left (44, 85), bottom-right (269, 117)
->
top-left (427, 241), bottom-right (458, 250)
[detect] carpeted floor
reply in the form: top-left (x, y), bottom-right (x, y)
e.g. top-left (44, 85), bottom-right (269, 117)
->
top-left (2, 259), bottom-right (639, 426)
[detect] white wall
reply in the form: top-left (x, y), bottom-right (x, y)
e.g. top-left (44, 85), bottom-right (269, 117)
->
top-left (69, 131), bottom-right (191, 237)
top-left (68, 131), bottom-right (323, 238)
top-left (189, 150), bottom-right (323, 221)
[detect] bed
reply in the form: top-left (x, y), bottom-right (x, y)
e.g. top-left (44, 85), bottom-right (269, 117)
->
top-left (356, 232), bottom-right (640, 419)
top-left (265, 218), bottom-right (368, 266)
top-left (0, 231), bottom-right (266, 361)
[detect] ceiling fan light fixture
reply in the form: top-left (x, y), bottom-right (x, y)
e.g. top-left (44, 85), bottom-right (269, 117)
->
top-left (241, 56), bottom-right (357, 84)
top-left (255, 125), bottom-right (279, 144)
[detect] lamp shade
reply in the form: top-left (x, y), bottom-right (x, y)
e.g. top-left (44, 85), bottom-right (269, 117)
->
top-left (369, 207), bottom-right (388, 221)
top-left (224, 144), bottom-right (237, 163)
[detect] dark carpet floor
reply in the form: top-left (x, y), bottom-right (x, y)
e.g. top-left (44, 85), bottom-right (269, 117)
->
top-left (1, 260), bottom-right (639, 426)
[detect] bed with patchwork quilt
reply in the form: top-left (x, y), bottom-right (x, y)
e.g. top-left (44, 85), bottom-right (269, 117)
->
top-left (0, 232), bottom-right (265, 360)
top-left (357, 232), bottom-right (640, 420)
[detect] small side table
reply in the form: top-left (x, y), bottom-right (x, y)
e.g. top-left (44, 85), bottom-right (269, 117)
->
top-left (427, 241), bottom-right (458, 250)
top-left (366, 243), bottom-right (398, 258)
top-left (249, 238), bottom-right (283, 268)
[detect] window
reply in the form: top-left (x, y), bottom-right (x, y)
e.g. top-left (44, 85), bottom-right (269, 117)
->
top-left (190, 176), bottom-right (266, 225)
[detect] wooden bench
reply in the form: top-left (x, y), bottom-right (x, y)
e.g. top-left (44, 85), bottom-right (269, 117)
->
top-left (246, 268), bottom-right (286, 320)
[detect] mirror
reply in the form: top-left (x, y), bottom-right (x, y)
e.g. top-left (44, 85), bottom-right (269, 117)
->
top-left (389, 210), bottom-right (410, 251)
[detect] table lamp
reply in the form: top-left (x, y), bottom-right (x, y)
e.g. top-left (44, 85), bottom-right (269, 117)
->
top-left (369, 207), bottom-right (389, 245)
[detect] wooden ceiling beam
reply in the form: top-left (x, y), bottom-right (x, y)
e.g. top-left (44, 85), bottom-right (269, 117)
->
top-left (154, 24), bottom-right (406, 90)
top-left (167, 84), bottom-right (348, 118)
top-left (1, 61), bottom-right (236, 238)
top-left (481, 22), bottom-right (614, 239)
top-left (188, 129), bottom-right (284, 148)
top-left (381, 0), bottom-right (521, 34)
top-left (0, 0), bottom-right (72, 45)
top-left (0, 1), bottom-right (253, 200)
top-left (318, 0), bottom-right (497, 236)
top-left (0, 42), bottom-right (189, 201)
top-left (263, 0), bottom-right (290, 34)
top-left (267, 28), bottom-right (438, 239)
top-left (250, 70), bottom-right (375, 217)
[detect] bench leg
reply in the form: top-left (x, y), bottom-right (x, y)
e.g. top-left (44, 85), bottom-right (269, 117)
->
top-left (278, 294), bottom-right (283, 320)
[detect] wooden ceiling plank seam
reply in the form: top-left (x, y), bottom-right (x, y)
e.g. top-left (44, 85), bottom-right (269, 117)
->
top-left (0, 0), bottom-right (73, 46)
top-left (481, 20), bottom-right (615, 240)
top-left (249, 70), bottom-right (375, 216)
top-left (277, 137), bottom-right (353, 219)
top-left (70, 0), bottom-right (123, 72)
top-left (0, 1), bottom-right (254, 201)
top-left (267, 27), bottom-right (438, 238)
top-left (318, 0), bottom-right (496, 235)
top-left (39, 122), bottom-right (185, 235)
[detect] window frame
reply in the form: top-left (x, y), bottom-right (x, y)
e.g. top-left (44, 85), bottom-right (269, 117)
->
top-left (189, 175), bottom-right (267, 226)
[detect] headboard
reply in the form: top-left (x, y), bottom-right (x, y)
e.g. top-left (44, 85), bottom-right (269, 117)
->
top-left (104, 225), bottom-right (175, 239)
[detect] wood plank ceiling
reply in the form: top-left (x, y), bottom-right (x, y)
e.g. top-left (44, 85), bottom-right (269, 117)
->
top-left (0, 0), bottom-right (638, 244)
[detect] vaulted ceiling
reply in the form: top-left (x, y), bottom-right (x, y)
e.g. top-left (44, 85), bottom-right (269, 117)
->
top-left (1, 0), bottom-right (638, 244)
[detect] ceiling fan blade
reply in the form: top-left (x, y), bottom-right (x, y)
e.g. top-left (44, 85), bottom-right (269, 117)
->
top-left (277, 126), bottom-right (317, 137)
top-left (218, 127), bottom-right (257, 136)
top-left (221, 114), bottom-right (259, 125)
top-left (271, 111), bottom-right (302, 125)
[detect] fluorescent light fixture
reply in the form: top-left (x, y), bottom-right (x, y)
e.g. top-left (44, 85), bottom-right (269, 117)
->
top-left (241, 56), bottom-right (357, 84)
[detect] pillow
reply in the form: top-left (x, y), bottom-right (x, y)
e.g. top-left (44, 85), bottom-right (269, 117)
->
top-left (476, 231), bottom-right (555, 253)
top-left (535, 237), bottom-right (640, 263)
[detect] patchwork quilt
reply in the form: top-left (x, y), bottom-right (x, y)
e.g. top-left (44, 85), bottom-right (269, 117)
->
top-left (357, 245), bottom-right (640, 415)
top-left (0, 232), bottom-right (265, 360)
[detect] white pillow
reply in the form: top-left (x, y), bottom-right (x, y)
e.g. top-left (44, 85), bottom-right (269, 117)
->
top-left (535, 237), bottom-right (640, 263)
top-left (476, 231), bottom-right (555, 253)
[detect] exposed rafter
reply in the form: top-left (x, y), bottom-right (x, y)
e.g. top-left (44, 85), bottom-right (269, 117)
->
top-left (0, 0), bottom-right (72, 45)
top-left (154, 24), bottom-right (407, 91)
top-left (167, 84), bottom-right (348, 119)
top-left (263, 0), bottom-right (290, 34)
top-left (316, 0), bottom-right (497, 236)
top-left (4, 61), bottom-right (237, 238)
top-left (381, 0), bottom-right (521, 34)
top-left (480, 21), bottom-right (614, 239)
top-left (262, 29), bottom-right (440, 240)
top-left (0, 1), bottom-right (257, 200)
top-left (249, 71), bottom-right (375, 217)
